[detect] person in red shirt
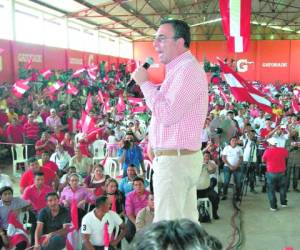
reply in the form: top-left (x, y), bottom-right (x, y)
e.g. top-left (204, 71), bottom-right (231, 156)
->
top-left (52, 127), bottom-right (64, 144)
top-left (262, 138), bottom-right (289, 211)
top-left (260, 119), bottom-right (277, 149)
top-left (20, 157), bottom-right (57, 194)
top-left (6, 118), bottom-right (23, 144)
top-left (41, 151), bottom-right (59, 173)
top-left (0, 108), bottom-right (8, 127)
top-left (22, 171), bottom-right (53, 213)
top-left (23, 114), bottom-right (40, 157)
top-left (35, 131), bottom-right (56, 156)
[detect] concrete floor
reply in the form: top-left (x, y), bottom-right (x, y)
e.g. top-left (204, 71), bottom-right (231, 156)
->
top-left (3, 164), bottom-right (300, 250)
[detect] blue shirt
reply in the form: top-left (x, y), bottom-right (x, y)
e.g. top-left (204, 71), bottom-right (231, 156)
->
top-left (119, 177), bottom-right (149, 196)
top-left (117, 145), bottom-right (143, 171)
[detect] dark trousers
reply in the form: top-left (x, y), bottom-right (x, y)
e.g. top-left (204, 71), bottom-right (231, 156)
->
top-left (242, 162), bottom-right (257, 190)
top-left (197, 188), bottom-right (219, 217)
top-left (266, 172), bottom-right (287, 209)
top-left (223, 166), bottom-right (242, 198)
top-left (286, 165), bottom-right (300, 190)
top-left (41, 235), bottom-right (65, 250)
top-left (125, 219), bottom-right (136, 243)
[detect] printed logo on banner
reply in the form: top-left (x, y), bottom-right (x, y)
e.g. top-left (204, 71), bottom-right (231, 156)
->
top-left (0, 56), bottom-right (2, 72)
top-left (69, 58), bottom-right (83, 65)
top-left (18, 53), bottom-right (42, 63)
top-left (237, 59), bottom-right (254, 73)
top-left (262, 62), bottom-right (288, 68)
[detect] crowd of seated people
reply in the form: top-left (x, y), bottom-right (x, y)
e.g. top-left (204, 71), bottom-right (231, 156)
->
top-left (0, 77), bottom-right (300, 248)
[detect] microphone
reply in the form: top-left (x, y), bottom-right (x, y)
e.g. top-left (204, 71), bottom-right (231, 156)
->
top-left (127, 57), bottom-right (154, 89)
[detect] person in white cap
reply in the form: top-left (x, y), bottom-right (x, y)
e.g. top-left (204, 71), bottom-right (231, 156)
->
top-left (262, 137), bottom-right (289, 211)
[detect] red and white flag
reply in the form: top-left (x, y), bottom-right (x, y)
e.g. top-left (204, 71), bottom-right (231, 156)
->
top-left (24, 56), bottom-right (33, 70)
top-left (218, 59), bottom-right (273, 114)
top-left (97, 90), bottom-right (105, 104)
top-left (67, 82), bottom-right (79, 96)
top-left (291, 97), bottom-right (300, 114)
top-left (131, 106), bottom-right (147, 114)
top-left (72, 68), bottom-right (86, 78)
top-left (127, 97), bottom-right (144, 106)
top-left (104, 99), bottom-right (111, 113)
top-left (80, 110), bottom-right (96, 133)
top-left (116, 94), bottom-right (126, 113)
top-left (218, 86), bottom-right (230, 103)
top-left (85, 93), bottom-right (93, 113)
top-left (66, 200), bottom-right (79, 250)
top-left (87, 65), bottom-right (98, 81)
top-left (7, 211), bottom-right (29, 248)
top-left (12, 78), bottom-right (31, 98)
top-left (40, 69), bottom-right (52, 79)
top-left (219, 0), bottom-right (251, 53)
top-left (48, 81), bottom-right (64, 93)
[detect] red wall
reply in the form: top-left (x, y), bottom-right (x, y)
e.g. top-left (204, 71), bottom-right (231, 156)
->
top-left (0, 39), bottom-right (131, 84)
top-left (133, 40), bottom-right (300, 84)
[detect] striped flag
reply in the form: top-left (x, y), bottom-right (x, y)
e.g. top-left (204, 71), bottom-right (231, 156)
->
top-left (67, 82), bottom-right (79, 96)
top-left (116, 94), bottom-right (126, 114)
top-left (40, 69), bottom-right (52, 79)
top-left (80, 110), bottom-right (96, 133)
top-left (12, 78), bottom-right (31, 98)
top-left (291, 97), bottom-right (300, 114)
top-left (48, 81), bottom-right (64, 93)
top-left (218, 59), bottom-right (273, 115)
top-left (218, 86), bottom-right (230, 103)
top-left (85, 93), bottom-right (93, 113)
top-left (219, 0), bottom-right (251, 53)
top-left (72, 68), bottom-right (86, 78)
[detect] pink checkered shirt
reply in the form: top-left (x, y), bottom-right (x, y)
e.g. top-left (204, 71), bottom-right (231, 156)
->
top-left (140, 51), bottom-right (208, 151)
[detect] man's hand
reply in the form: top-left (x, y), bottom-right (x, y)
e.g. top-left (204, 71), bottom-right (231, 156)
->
top-left (132, 66), bottom-right (148, 86)
top-left (42, 233), bottom-right (53, 246)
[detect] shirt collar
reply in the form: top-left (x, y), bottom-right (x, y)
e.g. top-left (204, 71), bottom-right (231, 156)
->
top-left (166, 50), bottom-right (191, 72)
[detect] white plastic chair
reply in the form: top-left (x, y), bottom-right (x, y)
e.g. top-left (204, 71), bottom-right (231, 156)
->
top-left (11, 144), bottom-right (28, 177)
top-left (104, 157), bottom-right (120, 178)
top-left (197, 197), bottom-right (213, 220)
top-left (92, 139), bottom-right (107, 164)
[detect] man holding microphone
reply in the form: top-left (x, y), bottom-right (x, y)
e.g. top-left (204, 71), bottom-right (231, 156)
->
top-left (132, 19), bottom-right (208, 222)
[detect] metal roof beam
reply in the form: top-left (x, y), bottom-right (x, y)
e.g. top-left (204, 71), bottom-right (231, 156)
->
top-left (73, 0), bottom-right (149, 37)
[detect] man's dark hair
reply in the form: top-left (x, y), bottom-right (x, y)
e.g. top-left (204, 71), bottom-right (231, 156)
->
top-left (160, 19), bottom-right (190, 48)
top-left (0, 186), bottom-right (13, 196)
top-left (34, 171), bottom-right (44, 177)
top-left (45, 192), bottom-right (59, 200)
top-left (95, 195), bottom-right (108, 208)
top-left (132, 219), bottom-right (222, 250)
top-left (133, 176), bottom-right (144, 185)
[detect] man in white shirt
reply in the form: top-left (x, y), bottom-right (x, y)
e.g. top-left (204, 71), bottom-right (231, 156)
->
top-left (242, 130), bottom-right (258, 193)
top-left (81, 195), bottom-right (126, 250)
top-left (270, 127), bottom-right (288, 148)
top-left (222, 137), bottom-right (243, 201)
top-left (50, 144), bottom-right (71, 175)
top-left (253, 110), bottom-right (266, 134)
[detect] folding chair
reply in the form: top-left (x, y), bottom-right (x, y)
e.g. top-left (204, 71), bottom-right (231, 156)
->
top-left (11, 144), bottom-right (28, 177)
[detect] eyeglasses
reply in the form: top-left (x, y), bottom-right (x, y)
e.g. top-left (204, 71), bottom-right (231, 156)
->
top-left (153, 36), bottom-right (178, 43)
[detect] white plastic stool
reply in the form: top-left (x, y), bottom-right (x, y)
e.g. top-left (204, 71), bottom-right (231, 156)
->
top-left (197, 197), bottom-right (213, 220)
